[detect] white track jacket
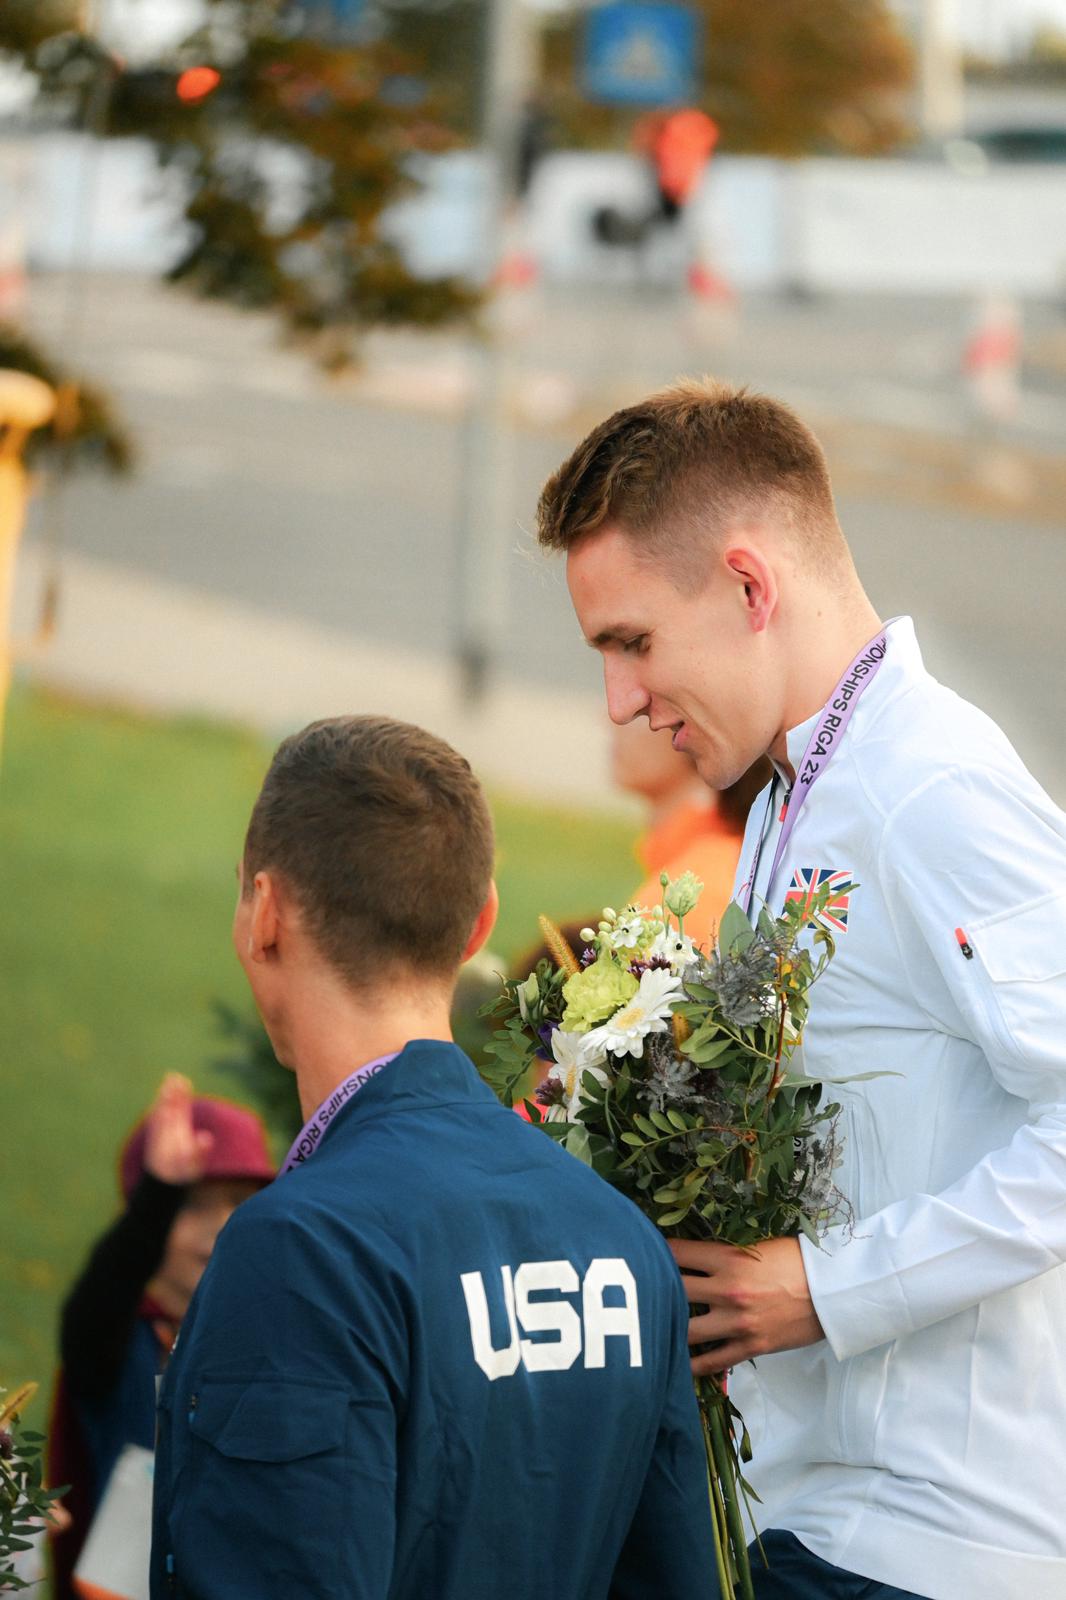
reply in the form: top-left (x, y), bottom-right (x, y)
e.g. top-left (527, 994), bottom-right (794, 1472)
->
top-left (732, 615), bottom-right (1066, 1600)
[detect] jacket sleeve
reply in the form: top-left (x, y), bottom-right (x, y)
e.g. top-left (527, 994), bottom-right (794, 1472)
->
top-left (151, 1208), bottom-right (400, 1599)
top-left (61, 1173), bottom-right (188, 1399)
top-left (609, 1274), bottom-right (718, 1600)
top-left (801, 764), bottom-right (1066, 1361)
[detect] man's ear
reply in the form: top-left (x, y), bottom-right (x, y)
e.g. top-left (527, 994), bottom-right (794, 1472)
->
top-left (247, 870), bottom-right (281, 964)
top-left (461, 880), bottom-right (499, 964)
top-left (722, 542), bottom-right (778, 635)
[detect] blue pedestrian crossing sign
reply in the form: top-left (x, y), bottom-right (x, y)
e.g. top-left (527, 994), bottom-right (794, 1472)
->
top-left (297, 0), bottom-right (366, 38)
top-left (583, 3), bottom-right (699, 107)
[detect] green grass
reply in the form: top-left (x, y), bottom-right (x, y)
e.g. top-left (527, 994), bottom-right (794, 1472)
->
top-left (0, 684), bottom-right (637, 1420)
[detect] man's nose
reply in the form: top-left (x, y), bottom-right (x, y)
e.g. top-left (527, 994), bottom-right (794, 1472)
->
top-left (604, 656), bottom-right (649, 726)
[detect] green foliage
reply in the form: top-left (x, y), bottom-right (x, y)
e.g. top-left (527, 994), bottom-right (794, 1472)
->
top-left (0, 1390), bottom-right (65, 1591)
top-left (8, 3), bottom-right (481, 368)
top-left (486, 882), bottom-right (854, 1243)
top-left (543, 0), bottom-right (912, 157)
top-left (479, 1013), bottom-right (539, 1109)
top-left (479, 958), bottom-right (564, 1107)
top-left (377, 0), bottom-right (484, 140)
top-left (0, 0), bottom-right (78, 57)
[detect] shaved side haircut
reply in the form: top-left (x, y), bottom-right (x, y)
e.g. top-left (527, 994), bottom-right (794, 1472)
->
top-left (536, 379), bottom-right (847, 584)
top-left (244, 715), bottom-right (494, 987)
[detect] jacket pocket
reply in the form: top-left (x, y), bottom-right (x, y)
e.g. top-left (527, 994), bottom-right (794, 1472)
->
top-left (972, 891), bottom-right (1066, 984)
top-left (171, 1379), bottom-right (353, 1595)
top-left (833, 1342), bottom-right (893, 1467)
top-left (188, 1378), bottom-right (348, 1460)
top-left (968, 892), bottom-right (1066, 1077)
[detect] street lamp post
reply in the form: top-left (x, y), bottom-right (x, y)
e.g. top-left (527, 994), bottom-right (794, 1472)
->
top-left (917, 0), bottom-right (965, 140)
top-left (451, 0), bottom-right (538, 704)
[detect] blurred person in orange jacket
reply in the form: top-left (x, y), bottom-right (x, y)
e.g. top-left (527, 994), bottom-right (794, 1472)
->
top-left (634, 106), bottom-right (719, 222)
top-left (613, 718), bottom-right (770, 947)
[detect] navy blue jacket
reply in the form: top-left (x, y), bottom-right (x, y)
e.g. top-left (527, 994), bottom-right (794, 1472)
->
top-left (150, 1041), bottom-right (716, 1598)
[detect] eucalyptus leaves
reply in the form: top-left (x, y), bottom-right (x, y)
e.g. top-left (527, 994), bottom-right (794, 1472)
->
top-left (481, 874), bottom-right (853, 1600)
top-left (0, 1383), bottom-right (65, 1593)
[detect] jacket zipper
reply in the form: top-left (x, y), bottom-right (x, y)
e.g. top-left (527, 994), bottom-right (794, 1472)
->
top-left (165, 1390), bottom-right (199, 1593)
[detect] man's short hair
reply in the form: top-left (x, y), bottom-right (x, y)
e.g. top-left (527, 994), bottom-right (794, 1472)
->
top-left (536, 378), bottom-right (843, 580)
top-left (243, 716), bottom-right (494, 986)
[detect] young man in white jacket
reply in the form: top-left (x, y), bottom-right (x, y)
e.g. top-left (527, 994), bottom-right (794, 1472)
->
top-left (537, 379), bottom-right (1066, 1600)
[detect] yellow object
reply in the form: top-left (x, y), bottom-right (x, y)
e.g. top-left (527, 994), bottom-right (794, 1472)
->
top-left (537, 913), bottom-right (581, 978)
top-left (0, 371), bottom-right (56, 761)
top-left (0, 1379), bottom-right (39, 1428)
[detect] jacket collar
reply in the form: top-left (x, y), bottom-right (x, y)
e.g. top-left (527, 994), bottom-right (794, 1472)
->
top-left (783, 615), bottom-right (921, 776)
top-left (308, 1039), bottom-right (494, 1156)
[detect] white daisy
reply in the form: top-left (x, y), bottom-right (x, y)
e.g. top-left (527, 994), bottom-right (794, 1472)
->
top-left (544, 1028), bottom-right (609, 1121)
top-left (584, 967), bottom-right (684, 1060)
top-left (648, 927), bottom-right (698, 974)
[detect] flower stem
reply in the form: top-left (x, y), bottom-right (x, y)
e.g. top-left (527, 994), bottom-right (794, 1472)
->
top-left (767, 971), bottom-right (788, 1103)
top-left (704, 1381), bottom-right (757, 1600)
top-left (702, 1412), bottom-right (735, 1600)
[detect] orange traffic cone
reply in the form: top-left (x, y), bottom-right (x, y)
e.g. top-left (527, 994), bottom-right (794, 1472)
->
top-left (683, 223), bottom-right (737, 349)
top-left (963, 292), bottom-right (1031, 502)
top-left (963, 291), bottom-right (1021, 425)
top-left (489, 207), bottom-right (541, 340)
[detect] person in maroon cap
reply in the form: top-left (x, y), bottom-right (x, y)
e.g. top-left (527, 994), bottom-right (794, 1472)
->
top-left (47, 1073), bottom-right (274, 1597)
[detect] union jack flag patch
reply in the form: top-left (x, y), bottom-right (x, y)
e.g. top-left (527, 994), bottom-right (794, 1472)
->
top-left (784, 868), bottom-right (853, 933)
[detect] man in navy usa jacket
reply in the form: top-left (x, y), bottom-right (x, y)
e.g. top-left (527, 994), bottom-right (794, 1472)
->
top-left (150, 714), bottom-right (716, 1599)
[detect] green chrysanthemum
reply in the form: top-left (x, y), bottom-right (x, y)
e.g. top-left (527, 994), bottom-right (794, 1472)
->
top-left (561, 953), bottom-right (638, 1033)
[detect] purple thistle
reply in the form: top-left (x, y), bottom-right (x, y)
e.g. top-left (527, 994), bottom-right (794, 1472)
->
top-left (579, 946), bottom-right (597, 969)
top-left (536, 1075), bottom-right (565, 1107)
top-left (537, 1020), bottom-right (558, 1055)
top-left (629, 956), bottom-right (671, 977)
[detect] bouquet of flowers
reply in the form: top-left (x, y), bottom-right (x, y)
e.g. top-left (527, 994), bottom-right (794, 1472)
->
top-left (481, 872), bottom-right (853, 1600)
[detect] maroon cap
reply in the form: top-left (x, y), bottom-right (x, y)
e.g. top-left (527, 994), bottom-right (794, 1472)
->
top-left (119, 1096), bottom-right (275, 1200)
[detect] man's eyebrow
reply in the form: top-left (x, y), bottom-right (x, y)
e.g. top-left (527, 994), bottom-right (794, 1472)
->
top-left (587, 625), bottom-right (641, 649)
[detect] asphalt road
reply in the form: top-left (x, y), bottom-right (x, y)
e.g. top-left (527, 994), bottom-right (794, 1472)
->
top-left (21, 273), bottom-right (1066, 801)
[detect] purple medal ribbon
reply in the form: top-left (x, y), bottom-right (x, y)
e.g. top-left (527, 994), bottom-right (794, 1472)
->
top-left (741, 630), bottom-right (888, 914)
top-left (281, 1052), bottom-right (399, 1175)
